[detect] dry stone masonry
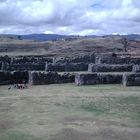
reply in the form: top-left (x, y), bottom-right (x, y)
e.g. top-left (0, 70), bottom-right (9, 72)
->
top-left (3, 63), bottom-right (45, 71)
top-left (123, 73), bottom-right (140, 86)
top-left (46, 63), bottom-right (88, 72)
top-left (88, 64), bottom-right (133, 72)
top-left (99, 57), bottom-right (140, 64)
top-left (54, 53), bottom-right (95, 64)
top-left (0, 71), bottom-right (28, 85)
top-left (12, 56), bottom-right (53, 64)
top-left (75, 73), bottom-right (122, 86)
top-left (29, 71), bottom-right (75, 85)
top-left (132, 65), bottom-right (140, 73)
top-left (0, 61), bottom-right (2, 70)
top-left (0, 53), bottom-right (140, 86)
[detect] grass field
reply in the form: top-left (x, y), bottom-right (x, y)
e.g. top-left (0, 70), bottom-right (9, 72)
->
top-left (0, 84), bottom-right (140, 140)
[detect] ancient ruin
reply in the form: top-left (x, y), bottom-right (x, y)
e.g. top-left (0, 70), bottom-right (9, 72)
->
top-left (0, 53), bottom-right (140, 86)
top-left (132, 65), bottom-right (140, 73)
top-left (123, 73), bottom-right (140, 86)
top-left (88, 64), bottom-right (133, 72)
top-left (0, 71), bottom-right (28, 85)
top-left (75, 73), bottom-right (122, 86)
top-left (29, 71), bottom-right (74, 85)
top-left (99, 56), bottom-right (140, 64)
top-left (45, 63), bottom-right (88, 72)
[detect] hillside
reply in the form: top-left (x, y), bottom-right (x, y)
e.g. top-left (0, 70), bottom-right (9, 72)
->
top-left (1, 34), bottom-right (140, 41)
top-left (0, 35), bottom-right (140, 56)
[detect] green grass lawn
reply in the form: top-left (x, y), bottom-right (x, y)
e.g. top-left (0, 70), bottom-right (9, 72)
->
top-left (0, 84), bottom-right (140, 140)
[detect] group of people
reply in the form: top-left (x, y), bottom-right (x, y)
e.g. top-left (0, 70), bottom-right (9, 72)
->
top-left (8, 81), bottom-right (28, 90)
top-left (13, 83), bottom-right (28, 89)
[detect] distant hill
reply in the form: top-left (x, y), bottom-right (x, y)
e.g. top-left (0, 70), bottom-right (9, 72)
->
top-left (0, 33), bottom-right (140, 56)
top-left (122, 34), bottom-right (140, 40)
top-left (21, 34), bottom-right (76, 41)
top-left (0, 34), bottom-right (82, 41)
top-left (0, 34), bottom-right (140, 42)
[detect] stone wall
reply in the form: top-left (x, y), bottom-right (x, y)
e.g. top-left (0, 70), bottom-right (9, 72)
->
top-left (3, 63), bottom-right (45, 71)
top-left (98, 73), bottom-right (122, 84)
top-left (132, 65), bottom-right (140, 73)
top-left (12, 71), bottom-right (29, 83)
top-left (29, 71), bottom-right (75, 85)
top-left (99, 57), bottom-right (140, 64)
top-left (0, 71), bottom-right (28, 85)
top-left (123, 73), bottom-right (140, 86)
top-left (12, 56), bottom-right (53, 64)
top-left (75, 73), bottom-right (98, 85)
top-left (0, 62), bottom-right (2, 70)
top-left (75, 73), bottom-right (122, 86)
top-left (54, 53), bottom-right (95, 64)
top-left (45, 63), bottom-right (88, 72)
top-left (0, 56), bottom-right (11, 64)
top-left (88, 64), bottom-right (133, 72)
top-left (0, 71), bottom-right (13, 85)
top-left (58, 73), bottom-right (75, 83)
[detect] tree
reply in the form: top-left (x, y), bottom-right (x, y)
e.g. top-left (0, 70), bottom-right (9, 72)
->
top-left (122, 38), bottom-right (128, 52)
top-left (17, 35), bottom-right (22, 40)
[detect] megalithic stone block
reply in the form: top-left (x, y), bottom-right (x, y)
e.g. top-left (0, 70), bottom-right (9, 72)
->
top-left (100, 57), bottom-right (140, 64)
top-left (45, 63), bottom-right (88, 72)
top-left (88, 64), bottom-right (133, 72)
top-left (123, 73), bottom-right (140, 86)
top-left (75, 73), bottom-right (123, 86)
top-left (29, 71), bottom-right (75, 85)
top-left (4, 63), bottom-right (45, 71)
top-left (75, 73), bottom-right (98, 85)
top-left (132, 65), bottom-right (140, 73)
top-left (0, 71), bottom-right (28, 85)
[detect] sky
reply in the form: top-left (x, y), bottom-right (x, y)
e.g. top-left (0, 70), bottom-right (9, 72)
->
top-left (0, 0), bottom-right (140, 35)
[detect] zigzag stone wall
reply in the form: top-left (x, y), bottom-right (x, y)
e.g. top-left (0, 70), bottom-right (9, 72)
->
top-left (45, 63), bottom-right (88, 72)
top-left (3, 63), bottom-right (45, 71)
top-left (0, 71), bottom-right (28, 85)
top-left (123, 73), bottom-right (140, 86)
top-left (88, 64), bottom-right (133, 72)
top-left (99, 57), bottom-right (140, 64)
top-left (0, 62), bottom-right (2, 70)
top-left (29, 71), bottom-right (75, 85)
top-left (54, 53), bottom-right (95, 64)
top-left (132, 65), bottom-right (140, 73)
top-left (75, 73), bottom-right (122, 86)
top-left (0, 56), bottom-right (11, 64)
top-left (12, 56), bottom-right (53, 64)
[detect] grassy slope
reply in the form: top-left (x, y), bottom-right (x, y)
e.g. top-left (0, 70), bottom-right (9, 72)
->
top-left (0, 36), bottom-right (126, 56)
top-left (0, 84), bottom-right (140, 140)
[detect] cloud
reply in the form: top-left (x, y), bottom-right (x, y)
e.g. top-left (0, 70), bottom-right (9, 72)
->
top-left (0, 0), bottom-right (140, 35)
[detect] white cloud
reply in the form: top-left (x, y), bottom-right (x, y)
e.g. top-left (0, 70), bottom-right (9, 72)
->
top-left (0, 0), bottom-right (140, 35)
